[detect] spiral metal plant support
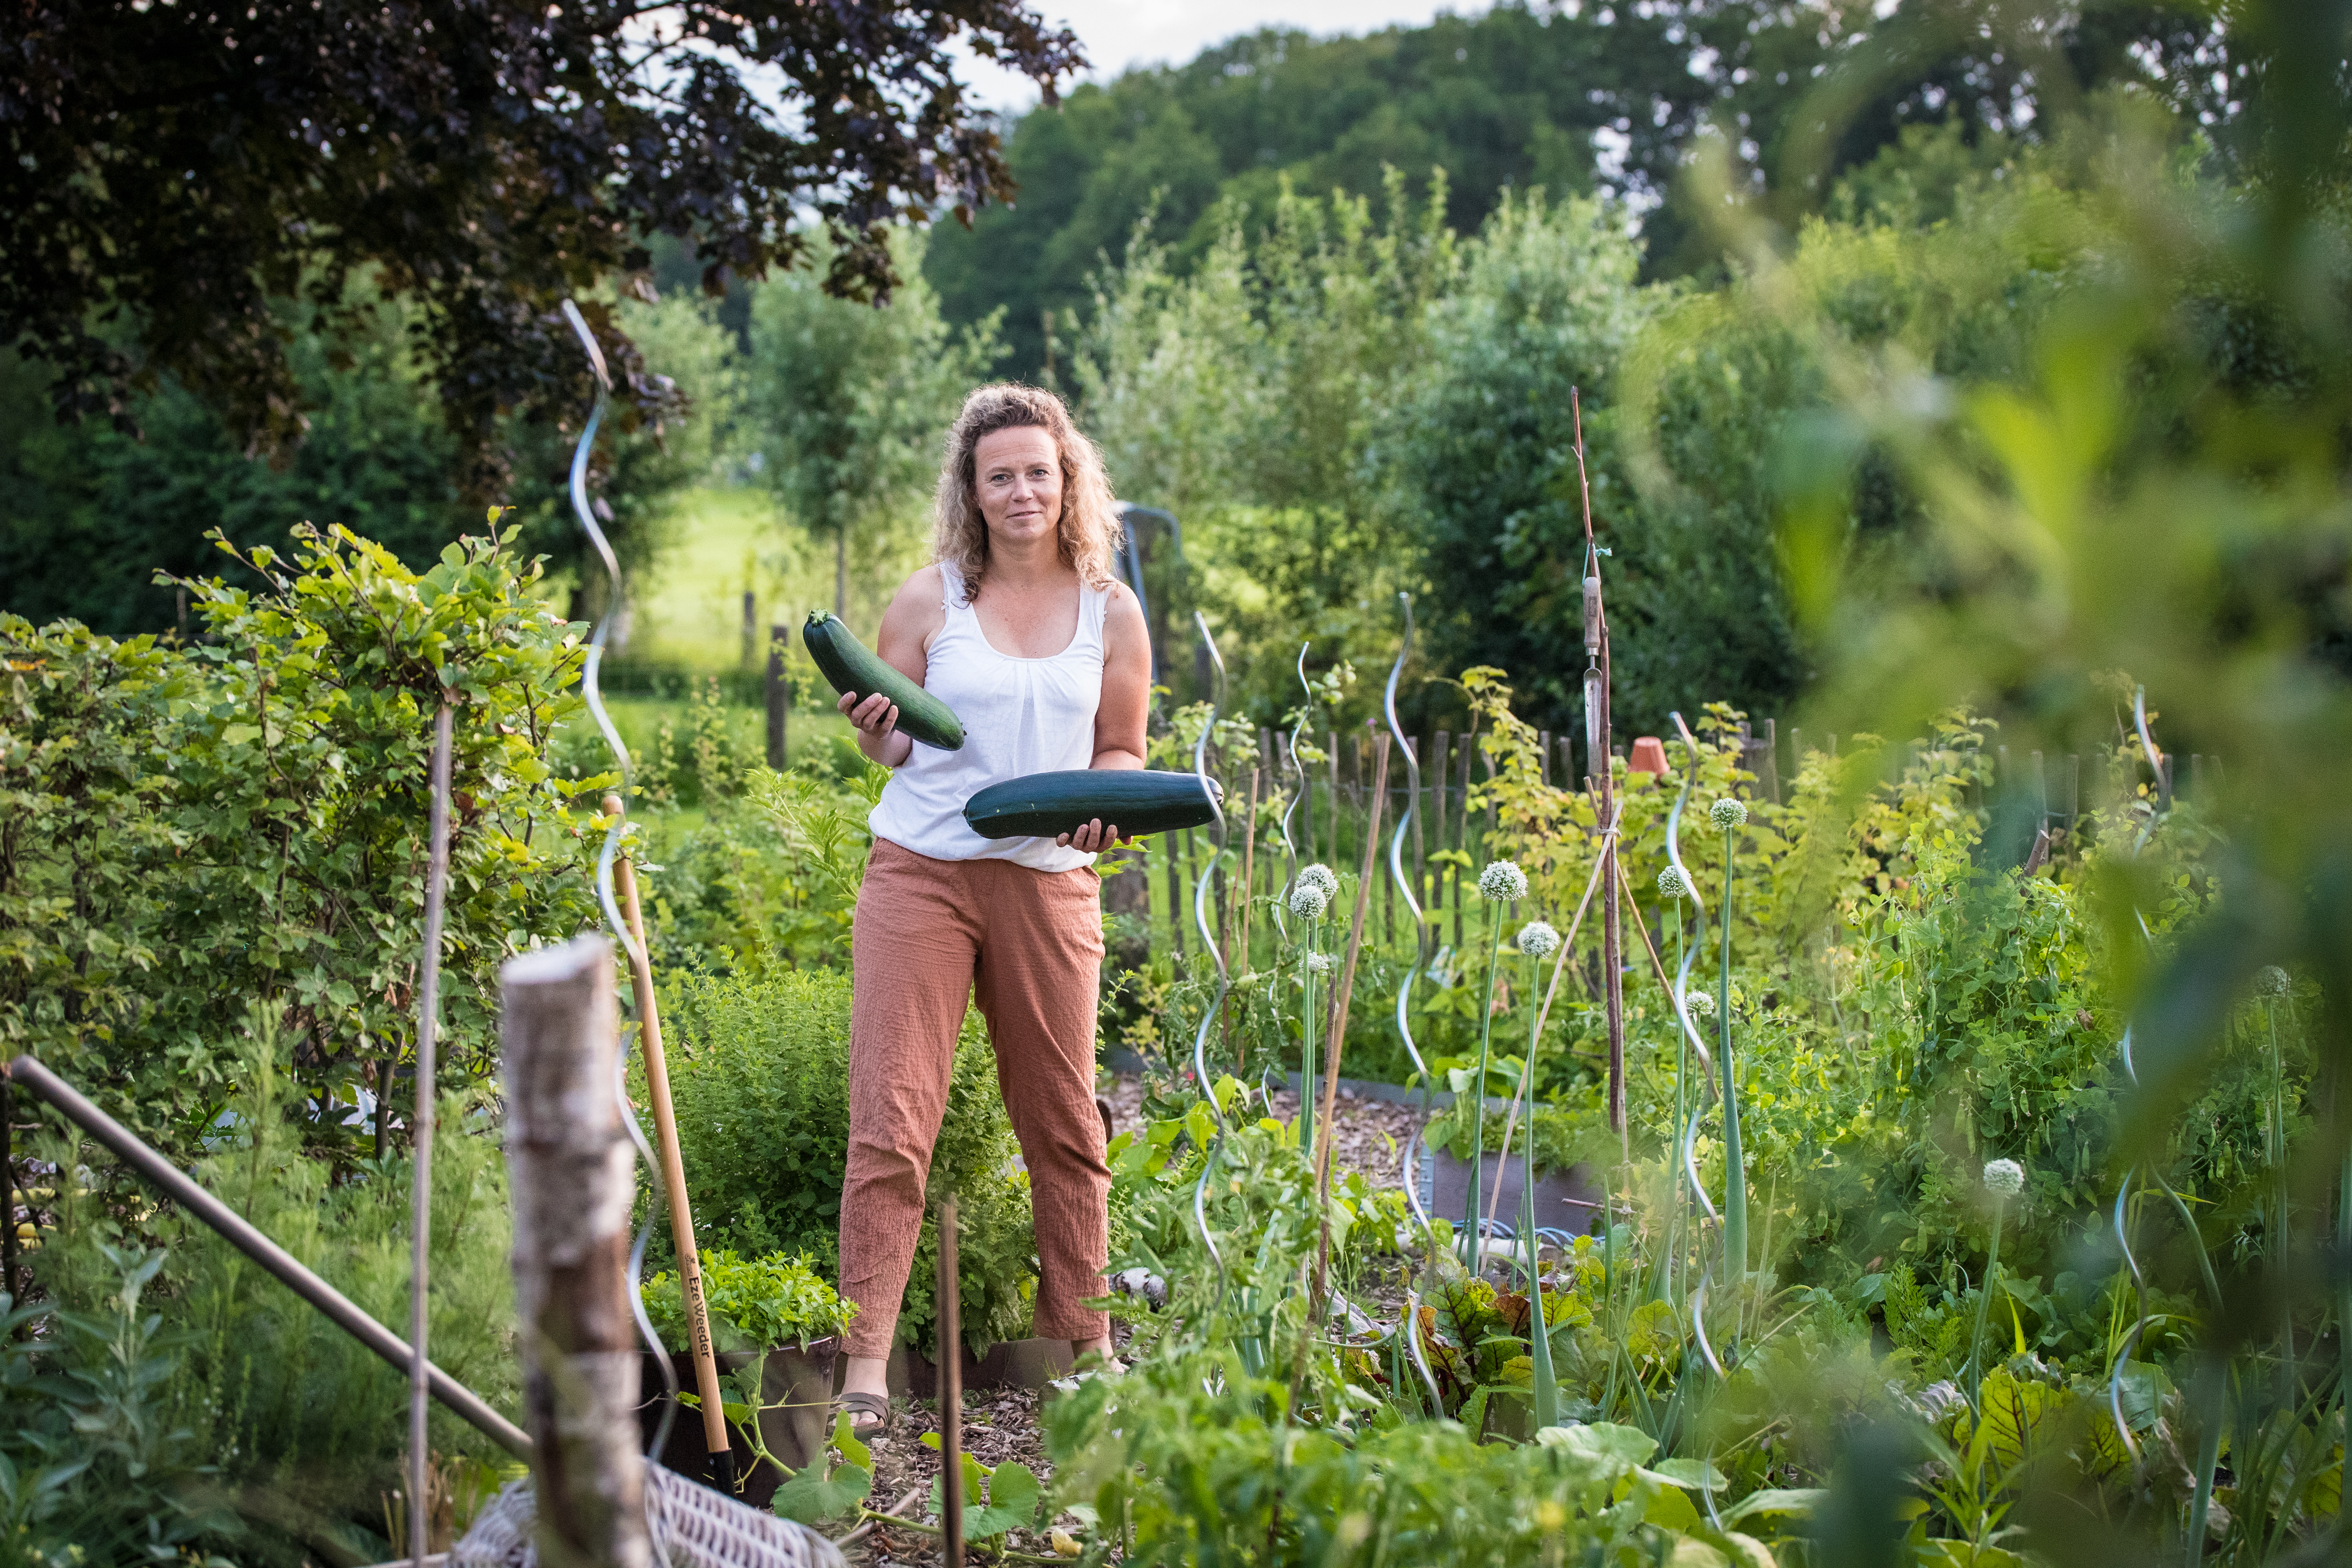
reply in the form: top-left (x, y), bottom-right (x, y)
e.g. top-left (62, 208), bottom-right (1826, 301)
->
top-left (1381, 595), bottom-right (1448, 1415)
top-left (557, 299), bottom-right (683, 1468)
top-left (1664, 720), bottom-right (1722, 1245)
top-left (1188, 612), bottom-right (1235, 1312)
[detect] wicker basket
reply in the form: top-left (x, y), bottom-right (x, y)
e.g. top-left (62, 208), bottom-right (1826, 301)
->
top-left (449, 1461), bottom-right (846, 1568)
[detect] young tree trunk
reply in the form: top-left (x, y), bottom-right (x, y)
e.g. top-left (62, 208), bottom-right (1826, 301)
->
top-left (501, 936), bottom-right (649, 1568)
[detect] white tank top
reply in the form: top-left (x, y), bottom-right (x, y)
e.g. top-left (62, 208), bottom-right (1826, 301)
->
top-left (867, 560), bottom-right (1107, 871)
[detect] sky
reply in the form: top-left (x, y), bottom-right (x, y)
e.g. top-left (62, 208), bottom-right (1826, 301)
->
top-left (958, 0), bottom-right (1475, 111)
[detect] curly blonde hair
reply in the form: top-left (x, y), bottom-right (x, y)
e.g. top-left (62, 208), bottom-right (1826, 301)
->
top-left (932, 384), bottom-right (1123, 600)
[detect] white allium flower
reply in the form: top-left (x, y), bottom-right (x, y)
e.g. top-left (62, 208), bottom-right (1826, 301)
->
top-left (1709, 797), bottom-right (1748, 829)
top-left (1518, 921), bottom-right (1560, 959)
top-left (1681, 988), bottom-right (1717, 1020)
top-left (1478, 860), bottom-right (1529, 902)
top-left (2256, 965), bottom-right (2292, 999)
top-left (1297, 863), bottom-right (1340, 897)
top-left (1307, 952), bottom-right (1337, 974)
top-left (1657, 864), bottom-right (1693, 902)
top-left (1982, 1158), bottom-right (2026, 1199)
top-left (1289, 882), bottom-right (1330, 921)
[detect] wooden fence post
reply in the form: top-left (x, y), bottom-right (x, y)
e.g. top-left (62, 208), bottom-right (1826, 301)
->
top-left (502, 936), bottom-right (649, 1568)
top-left (765, 624), bottom-right (789, 771)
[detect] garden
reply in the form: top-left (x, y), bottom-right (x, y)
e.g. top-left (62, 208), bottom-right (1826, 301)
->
top-left (7, 1), bottom-right (2352, 1565)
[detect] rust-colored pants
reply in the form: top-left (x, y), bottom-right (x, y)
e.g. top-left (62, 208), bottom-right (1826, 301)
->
top-left (838, 838), bottom-right (1110, 1358)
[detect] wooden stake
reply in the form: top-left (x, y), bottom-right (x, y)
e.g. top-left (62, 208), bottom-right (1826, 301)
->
top-left (604, 797), bottom-right (730, 1493)
top-left (501, 935), bottom-right (650, 1568)
top-left (937, 1194), bottom-right (964, 1568)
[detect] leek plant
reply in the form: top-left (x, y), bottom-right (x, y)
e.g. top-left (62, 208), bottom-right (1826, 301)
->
top-left (1968, 1158), bottom-right (2025, 1404)
top-left (1711, 798), bottom-right (1748, 1274)
top-left (1515, 917), bottom-right (1562, 1429)
top-left (1464, 860), bottom-right (1528, 1257)
top-left (1290, 865), bottom-right (1338, 1161)
top-left (1656, 862), bottom-right (1697, 1304)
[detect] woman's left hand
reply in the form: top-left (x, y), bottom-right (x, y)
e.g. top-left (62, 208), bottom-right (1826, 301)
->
top-left (1058, 818), bottom-right (1125, 853)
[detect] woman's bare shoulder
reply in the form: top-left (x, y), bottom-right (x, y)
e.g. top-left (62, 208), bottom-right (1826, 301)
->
top-left (1101, 579), bottom-right (1150, 661)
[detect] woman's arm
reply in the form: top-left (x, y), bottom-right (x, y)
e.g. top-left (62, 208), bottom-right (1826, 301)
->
top-left (839, 568), bottom-right (948, 769)
top-left (1060, 581), bottom-right (1152, 853)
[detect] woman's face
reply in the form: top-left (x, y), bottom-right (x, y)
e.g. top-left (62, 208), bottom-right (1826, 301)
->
top-left (972, 426), bottom-right (1063, 548)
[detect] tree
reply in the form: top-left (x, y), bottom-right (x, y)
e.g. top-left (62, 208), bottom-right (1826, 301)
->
top-left (927, 1), bottom-right (2236, 377)
top-left (1077, 174), bottom-right (1455, 720)
top-left (0, 285), bottom-right (738, 633)
top-left (0, 0), bottom-right (1079, 494)
top-left (745, 231), bottom-right (1000, 622)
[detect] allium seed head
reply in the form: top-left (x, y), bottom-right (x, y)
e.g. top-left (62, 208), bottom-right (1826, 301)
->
top-left (1983, 1159), bottom-right (2026, 1199)
top-left (1478, 860), bottom-right (1529, 902)
top-left (1297, 863), bottom-right (1340, 897)
top-left (1709, 797), bottom-right (1748, 829)
top-left (1289, 883), bottom-right (1330, 921)
top-left (1657, 864), bottom-right (1693, 902)
top-left (2256, 965), bottom-right (2292, 999)
top-left (1682, 988), bottom-right (1717, 1020)
top-left (1518, 921), bottom-right (1560, 959)
top-left (1307, 952), bottom-right (1336, 974)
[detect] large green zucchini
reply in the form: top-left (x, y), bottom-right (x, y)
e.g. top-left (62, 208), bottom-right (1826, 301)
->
top-left (963, 770), bottom-right (1224, 841)
top-left (802, 610), bottom-right (965, 751)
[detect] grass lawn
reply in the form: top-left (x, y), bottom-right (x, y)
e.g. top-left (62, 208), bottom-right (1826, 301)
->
top-left (626, 485), bottom-right (827, 671)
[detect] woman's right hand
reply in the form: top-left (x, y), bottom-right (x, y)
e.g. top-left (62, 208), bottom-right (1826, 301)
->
top-left (840, 690), bottom-right (912, 767)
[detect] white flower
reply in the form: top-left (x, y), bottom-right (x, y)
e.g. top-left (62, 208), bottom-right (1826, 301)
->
top-left (1297, 863), bottom-right (1340, 897)
top-left (1709, 797), bottom-right (1748, 829)
top-left (2256, 965), bottom-right (2292, 999)
top-left (1657, 864), bottom-right (1693, 901)
top-left (1681, 988), bottom-right (1717, 1020)
top-left (1307, 952), bottom-right (1337, 974)
top-left (1518, 921), bottom-right (1560, 959)
top-left (1477, 860), bottom-right (1528, 902)
top-left (1289, 882), bottom-right (1330, 921)
top-left (1982, 1159), bottom-right (2026, 1199)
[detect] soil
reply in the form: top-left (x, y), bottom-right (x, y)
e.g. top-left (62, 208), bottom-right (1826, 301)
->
top-left (837, 1072), bottom-right (1427, 1565)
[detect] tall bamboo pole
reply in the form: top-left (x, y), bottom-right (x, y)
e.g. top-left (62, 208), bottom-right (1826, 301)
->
top-left (409, 700), bottom-right (453, 1563)
top-left (1572, 388), bottom-right (1627, 1139)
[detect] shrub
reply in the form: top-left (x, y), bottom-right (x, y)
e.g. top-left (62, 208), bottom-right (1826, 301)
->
top-left (652, 967), bottom-right (1037, 1356)
top-left (0, 522), bottom-right (605, 1158)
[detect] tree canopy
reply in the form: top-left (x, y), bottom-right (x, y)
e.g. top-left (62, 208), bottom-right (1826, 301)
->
top-left (926, 0), bottom-right (2236, 377)
top-left (0, 0), bottom-right (1081, 492)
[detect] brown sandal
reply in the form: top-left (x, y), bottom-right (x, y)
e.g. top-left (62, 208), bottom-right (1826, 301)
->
top-left (836, 1389), bottom-right (893, 1440)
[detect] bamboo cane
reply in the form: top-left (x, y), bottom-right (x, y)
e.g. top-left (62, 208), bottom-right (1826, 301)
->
top-left (410, 701), bottom-right (452, 1565)
top-left (603, 796), bottom-right (732, 1493)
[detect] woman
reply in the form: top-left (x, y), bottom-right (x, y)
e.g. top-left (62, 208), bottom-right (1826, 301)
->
top-left (832, 384), bottom-right (1150, 1435)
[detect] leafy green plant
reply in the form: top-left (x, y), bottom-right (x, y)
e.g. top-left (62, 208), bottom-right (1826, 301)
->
top-left (639, 1250), bottom-right (854, 1354)
top-left (1, 521), bottom-right (604, 1159)
top-left (650, 965), bottom-right (1036, 1354)
top-left (0, 1249), bottom-right (240, 1566)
